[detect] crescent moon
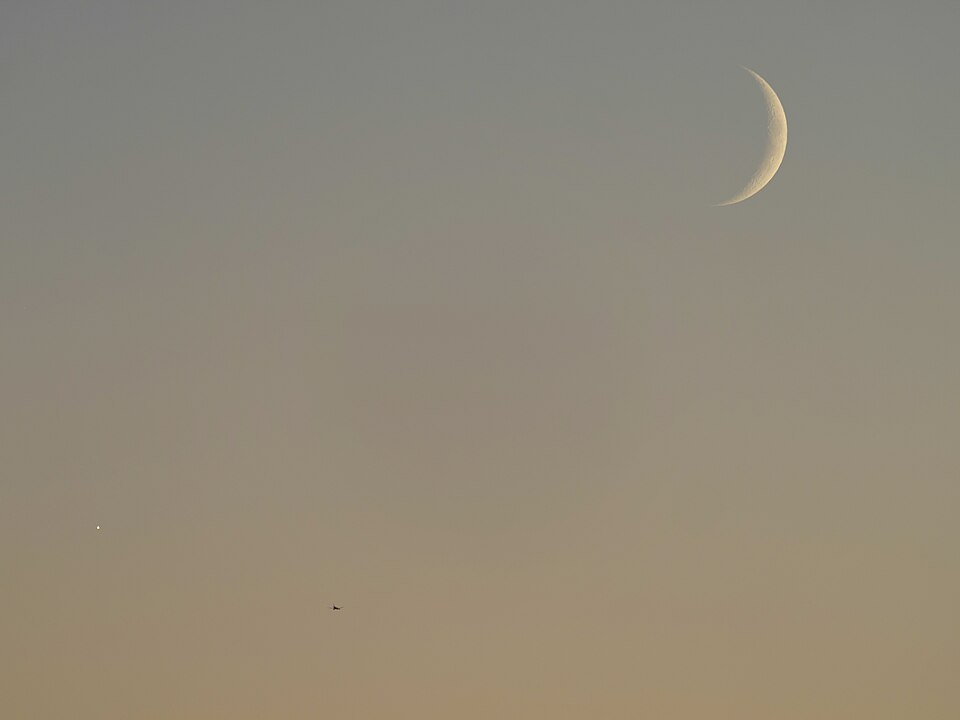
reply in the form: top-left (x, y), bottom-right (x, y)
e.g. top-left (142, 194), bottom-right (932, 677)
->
top-left (715, 68), bottom-right (787, 206)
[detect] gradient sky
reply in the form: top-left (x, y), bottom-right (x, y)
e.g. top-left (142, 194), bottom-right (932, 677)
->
top-left (3, 2), bottom-right (959, 718)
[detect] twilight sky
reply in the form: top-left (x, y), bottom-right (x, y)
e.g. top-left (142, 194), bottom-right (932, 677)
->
top-left (2, 2), bottom-right (959, 718)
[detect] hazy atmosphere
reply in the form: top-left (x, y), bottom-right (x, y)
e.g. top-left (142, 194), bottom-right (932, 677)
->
top-left (3, 2), bottom-right (959, 718)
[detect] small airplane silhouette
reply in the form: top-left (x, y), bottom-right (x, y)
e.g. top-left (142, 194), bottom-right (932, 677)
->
top-left (330, 605), bottom-right (342, 611)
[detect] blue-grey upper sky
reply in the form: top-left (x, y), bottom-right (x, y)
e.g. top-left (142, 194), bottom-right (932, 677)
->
top-left (3, 2), bottom-right (959, 718)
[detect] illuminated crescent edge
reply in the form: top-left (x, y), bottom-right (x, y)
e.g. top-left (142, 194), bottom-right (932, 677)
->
top-left (715, 68), bottom-right (787, 206)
